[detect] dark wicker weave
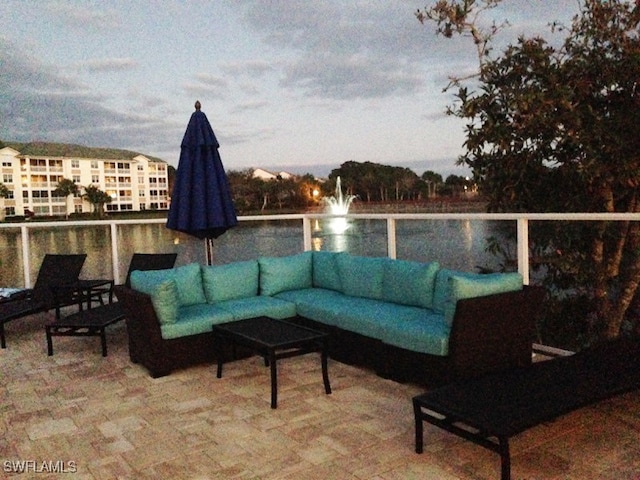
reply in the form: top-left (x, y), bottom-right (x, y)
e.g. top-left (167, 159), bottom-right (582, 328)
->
top-left (115, 284), bottom-right (544, 383)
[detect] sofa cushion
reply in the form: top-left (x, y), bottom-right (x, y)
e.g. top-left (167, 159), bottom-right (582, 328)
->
top-left (160, 304), bottom-right (235, 340)
top-left (216, 296), bottom-right (297, 320)
top-left (312, 251), bottom-right (343, 292)
top-left (337, 254), bottom-right (386, 300)
top-left (275, 288), bottom-right (346, 325)
top-left (130, 262), bottom-right (206, 307)
top-left (382, 259), bottom-right (439, 308)
top-left (443, 272), bottom-right (524, 326)
top-left (259, 252), bottom-right (312, 296)
top-left (378, 310), bottom-right (451, 356)
top-left (149, 279), bottom-right (179, 325)
top-left (433, 268), bottom-right (489, 313)
top-left (202, 260), bottom-right (259, 303)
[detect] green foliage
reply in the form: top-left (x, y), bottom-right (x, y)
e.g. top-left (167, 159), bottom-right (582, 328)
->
top-left (0, 183), bottom-right (9, 198)
top-left (82, 185), bottom-right (112, 218)
top-left (420, 0), bottom-right (640, 343)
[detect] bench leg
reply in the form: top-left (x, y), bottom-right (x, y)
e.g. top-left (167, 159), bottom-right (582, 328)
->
top-left (0, 323), bottom-right (5, 349)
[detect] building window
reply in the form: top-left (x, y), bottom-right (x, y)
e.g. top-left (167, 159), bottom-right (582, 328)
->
top-left (137, 165), bottom-right (144, 171)
top-left (91, 175), bottom-right (100, 183)
top-left (5, 207), bottom-right (15, 216)
top-left (73, 175), bottom-right (81, 183)
top-left (91, 161), bottom-right (99, 169)
top-left (2, 174), bottom-right (12, 183)
top-left (71, 160), bottom-right (80, 168)
top-left (2, 161), bottom-right (12, 167)
top-left (4, 190), bottom-right (14, 199)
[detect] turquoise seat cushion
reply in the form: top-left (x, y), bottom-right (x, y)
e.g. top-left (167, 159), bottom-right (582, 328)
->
top-left (443, 272), bottom-right (523, 326)
top-left (275, 288), bottom-right (346, 325)
top-left (336, 254), bottom-right (386, 300)
top-left (378, 310), bottom-right (451, 356)
top-left (130, 262), bottom-right (206, 307)
top-left (381, 259), bottom-right (439, 308)
top-left (160, 304), bottom-right (234, 340)
top-left (259, 252), bottom-right (313, 296)
top-left (202, 260), bottom-right (259, 303)
top-left (312, 251), bottom-right (343, 292)
top-left (216, 296), bottom-right (297, 320)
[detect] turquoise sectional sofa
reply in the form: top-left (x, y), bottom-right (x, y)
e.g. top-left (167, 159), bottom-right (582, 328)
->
top-left (115, 251), bottom-right (544, 384)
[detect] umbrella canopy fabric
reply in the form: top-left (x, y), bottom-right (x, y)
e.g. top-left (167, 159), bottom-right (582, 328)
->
top-left (167, 102), bottom-right (238, 239)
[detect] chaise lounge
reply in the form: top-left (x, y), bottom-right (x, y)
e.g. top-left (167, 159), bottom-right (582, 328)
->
top-left (413, 335), bottom-right (640, 480)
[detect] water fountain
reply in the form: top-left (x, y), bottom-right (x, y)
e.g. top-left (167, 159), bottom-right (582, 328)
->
top-left (322, 176), bottom-right (356, 235)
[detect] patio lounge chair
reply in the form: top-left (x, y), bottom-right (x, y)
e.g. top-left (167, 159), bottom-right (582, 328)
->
top-left (0, 254), bottom-right (87, 348)
top-left (413, 335), bottom-right (640, 480)
top-left (45, 253), bottom-right (177, 356)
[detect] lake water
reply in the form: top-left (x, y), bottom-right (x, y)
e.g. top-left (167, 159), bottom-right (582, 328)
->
top-left (0, 218), bottom-right (515, 287)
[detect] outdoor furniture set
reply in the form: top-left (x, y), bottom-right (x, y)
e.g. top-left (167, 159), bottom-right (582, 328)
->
top-left (1, 253), bottom-right (177, 355)
top-left (115, 251), bottom-right (544, 384)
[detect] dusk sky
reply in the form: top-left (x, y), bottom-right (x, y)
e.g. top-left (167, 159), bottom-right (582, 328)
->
top-left (1, 1), bottom-right (576, 178)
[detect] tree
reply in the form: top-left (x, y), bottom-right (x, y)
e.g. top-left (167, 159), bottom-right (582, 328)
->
top-left (0, 183), bottom-right (9, 198)
top-left (422, 170), bottom-right (443, 197)
top-left (82, 185), bottom-right (112, 218)
top-left (419, 0), bottom-right (640, 343)
top-left (53, 178), bottom-right (79, 219)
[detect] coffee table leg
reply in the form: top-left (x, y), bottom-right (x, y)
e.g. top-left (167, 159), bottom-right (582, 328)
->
top-left (100, 328), bottom-right (108, 357)
top-left (269, 350), bottom-right (278, 408)
top-left (46, 326), bottom-right (54, 356)
top-left (321, 342), bottom-right (331, 395)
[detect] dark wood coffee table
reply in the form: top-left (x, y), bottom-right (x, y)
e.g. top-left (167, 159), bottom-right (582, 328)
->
top-left (212, 316), bottom-right (331, 408)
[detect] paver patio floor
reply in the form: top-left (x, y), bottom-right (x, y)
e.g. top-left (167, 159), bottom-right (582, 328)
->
top-left (1, 312), bottom-right (639, 479)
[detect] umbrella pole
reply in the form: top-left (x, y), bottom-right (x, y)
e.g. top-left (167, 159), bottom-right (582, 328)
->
top-left (206, 238), bottom-right (214, 266)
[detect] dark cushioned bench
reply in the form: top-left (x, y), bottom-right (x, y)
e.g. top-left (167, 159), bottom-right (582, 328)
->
top-left (413, 336), bottom-right (640, 480)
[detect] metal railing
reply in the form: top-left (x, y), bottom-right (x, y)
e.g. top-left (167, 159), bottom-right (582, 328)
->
top-left (3, 212), bottom-right (640, 287)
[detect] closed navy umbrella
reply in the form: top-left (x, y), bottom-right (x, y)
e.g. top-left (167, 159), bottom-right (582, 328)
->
top-left (167, 101), bottom-right (238, 262)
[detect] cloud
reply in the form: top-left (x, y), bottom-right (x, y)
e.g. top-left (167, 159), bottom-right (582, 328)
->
top-left (0, 38), bottom-right (176, 159)
top-left (45, 2), bottom-right (120, 29)
top-left (240, 1), bottom-right (432, 101)
top-left (80, 58), bottom-right (138, 72)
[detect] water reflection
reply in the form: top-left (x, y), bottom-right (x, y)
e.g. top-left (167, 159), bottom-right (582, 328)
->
top-left (0, 218), bottom-right (514, 287)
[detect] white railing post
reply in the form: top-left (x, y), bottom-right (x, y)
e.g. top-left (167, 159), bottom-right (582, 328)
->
top-left (110, 222), bottom-right (120, 284)
top-left (302, 216), bottom-right (313, 251)
top-left (517, 217), bottom-right (530, 285)
top-left (21, 225), bottom-right (31, 287)
top-left (387, 217), bottom-right (397, 259)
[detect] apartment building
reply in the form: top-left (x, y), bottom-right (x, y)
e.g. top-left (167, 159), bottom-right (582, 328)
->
top-left (0, 144), bottom-right (170, 218)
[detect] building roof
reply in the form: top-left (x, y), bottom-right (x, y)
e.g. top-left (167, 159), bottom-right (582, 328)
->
top-left (3, 141), bottom-right (167, 163)
top-left (252, 168), bottom-right (294, 180)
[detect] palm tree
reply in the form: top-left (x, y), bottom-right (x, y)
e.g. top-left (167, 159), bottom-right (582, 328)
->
top-left (82, 185), bottom-right (112, 218)
top-left (53, 178), bottom-right (79, 219)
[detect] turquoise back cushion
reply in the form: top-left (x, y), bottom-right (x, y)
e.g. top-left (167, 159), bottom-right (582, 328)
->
top-left (130, 262), bottom-right (206, 307)
top-left (382, 259), bottom-right (439, 308)
top-left (202, 260), bottom-right (259, 303)
top-left (150, 279), bottom-right (179, 325)
top-left (259, 252), bottom-right (313, 296)
top-left (443, 272), bottom-right (523, 326)
top-left (337, 254), bottom-right (386, 300)
top-left (433, 269), bottom-right (477, 313)
top-left (312, 251), bottom-right (343, 292)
